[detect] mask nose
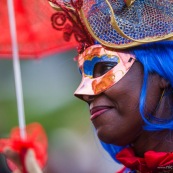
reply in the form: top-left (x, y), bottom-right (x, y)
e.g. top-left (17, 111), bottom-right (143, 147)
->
top-left (75, 94), bottom-right (95, 102)
top-left (74, 76), bottom-right (96, 102)
top-left (74, 77), bottom-right (95, 95)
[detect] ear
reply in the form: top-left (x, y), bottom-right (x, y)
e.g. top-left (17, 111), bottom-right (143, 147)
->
top-left (160, 77), bottom-right (170, 89)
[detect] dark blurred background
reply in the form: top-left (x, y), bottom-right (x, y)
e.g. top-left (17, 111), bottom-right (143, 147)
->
top-left (0, 50), bottom-right (122, 173)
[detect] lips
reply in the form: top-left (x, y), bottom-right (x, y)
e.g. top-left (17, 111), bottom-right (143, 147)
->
top-left (90, 106), bottom-right (113, 120)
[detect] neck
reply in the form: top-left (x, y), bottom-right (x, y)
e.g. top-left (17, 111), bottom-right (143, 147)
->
top-left (131, 130), bottom-right (173, 157)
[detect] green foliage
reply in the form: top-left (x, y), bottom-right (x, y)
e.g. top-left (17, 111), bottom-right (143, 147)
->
top-left (0, 99), bottom-right (90, 138)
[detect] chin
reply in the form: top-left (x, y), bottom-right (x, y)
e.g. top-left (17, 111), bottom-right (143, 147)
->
top-left (96, 128), bottom-right (131, 146)
top-left (96, 128), bottom-right (117, 144)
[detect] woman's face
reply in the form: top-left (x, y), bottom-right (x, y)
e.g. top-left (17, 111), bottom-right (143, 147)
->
top-left (89, 62), bottom-right (144, 146)
top-left (75, 45), bottom-right (162, 146)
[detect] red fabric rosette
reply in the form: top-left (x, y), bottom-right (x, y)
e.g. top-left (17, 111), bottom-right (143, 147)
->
top-left (0, 123), bottom-right (48, 172)
top-left (116, 147), bottom-right (173, 173)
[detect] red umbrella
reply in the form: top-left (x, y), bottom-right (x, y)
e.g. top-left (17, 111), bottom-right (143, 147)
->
top-left (0, 0), bottom-right (77, 171)
top-left (0, 0), bottom-right (78, 135)
top-left (0, 0), bottom-right (77, 59)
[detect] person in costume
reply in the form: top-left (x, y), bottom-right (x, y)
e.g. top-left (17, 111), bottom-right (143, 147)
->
top-left (4, 0), bottom-right (173, 172)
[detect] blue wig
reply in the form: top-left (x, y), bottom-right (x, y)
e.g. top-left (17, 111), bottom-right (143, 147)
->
top-left (131, 41), bottom-right (173, 130)
top-left (100, 41), bottom-right (173, 162)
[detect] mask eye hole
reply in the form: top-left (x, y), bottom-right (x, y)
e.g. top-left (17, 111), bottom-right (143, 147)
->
top-left (93, 62), bottom-right (118, 78)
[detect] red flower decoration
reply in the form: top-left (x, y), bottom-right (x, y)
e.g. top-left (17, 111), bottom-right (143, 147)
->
top-left (0, 123), bottom-right (48, 172)
top-left (116, 147), bottom-right (173, 172)
top-left (49, 0), bottom-right (94, 53)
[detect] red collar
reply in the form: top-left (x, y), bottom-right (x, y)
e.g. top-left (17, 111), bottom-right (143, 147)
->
top-left (116, 147), bottom-right (173, 172)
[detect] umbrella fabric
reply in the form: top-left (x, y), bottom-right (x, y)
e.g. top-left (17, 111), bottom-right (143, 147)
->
top-left (0, 0), bottom-right (77, 59)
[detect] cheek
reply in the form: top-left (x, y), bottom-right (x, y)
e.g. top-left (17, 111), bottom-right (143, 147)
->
top-left (93, 85), bottom-right (144, 145)
top-left (106, 84), bottom-right (142, 116)
top-left (93, 103), bottom-right (144, 146)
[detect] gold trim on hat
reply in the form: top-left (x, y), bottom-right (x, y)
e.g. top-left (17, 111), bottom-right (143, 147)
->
top-left (124, 0), bottom-right (136, 7)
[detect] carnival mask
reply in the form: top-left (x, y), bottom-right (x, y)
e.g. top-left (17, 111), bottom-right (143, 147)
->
top-left (74, 45), bottom-right (136, 97)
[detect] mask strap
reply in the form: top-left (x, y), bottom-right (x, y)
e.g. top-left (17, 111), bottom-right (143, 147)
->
top-left (158, 88), bottom-right (166, 107)
top-left (146, 89), bottom-right (169, 123)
